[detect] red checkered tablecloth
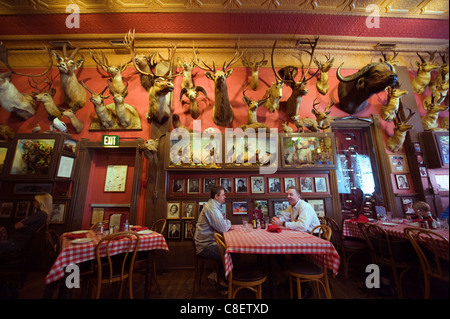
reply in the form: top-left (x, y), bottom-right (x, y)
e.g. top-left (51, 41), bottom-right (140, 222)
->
top-left (45, 230), bottom-right (169, 284)
top-left (223, 225), bottom-right (341, 277)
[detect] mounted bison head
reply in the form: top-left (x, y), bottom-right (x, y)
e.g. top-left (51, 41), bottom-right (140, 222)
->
top-left (336, 62), bottom-right (398, 114)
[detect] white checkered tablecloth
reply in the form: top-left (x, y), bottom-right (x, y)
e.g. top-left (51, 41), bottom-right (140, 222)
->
top-left (223, 225), bottom-right (341, 277)
top-left (45, 230), bottom-right (169, 284)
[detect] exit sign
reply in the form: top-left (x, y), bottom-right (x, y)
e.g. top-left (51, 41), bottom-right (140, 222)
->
top-left (102, 135), bottom-right (119, 146)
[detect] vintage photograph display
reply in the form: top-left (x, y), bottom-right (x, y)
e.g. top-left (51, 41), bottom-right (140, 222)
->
top-left (268, 177), bottom-right (281, 193)
top-left (167, 221), bottom-right (181, 239)
top-left (49, 201), bottom-right (67, 224)
top-left (250, 176), bottom-right (265, 194)
top-left (235, 177), bottom-right (248, 193)
top-left (182, 201), bottom-right (196, 219)
top-left (167, 201), bottom-right (181, 219)
top-left (254, 200), bottom-right (268, 217)
top-left (0, 202), bottom-right (13, 218)
top-left (395, 174), bottom-right (410, 190)
top-left (104, 165), bottom-right (128, 192)
top-left (284, 177), bottom-right (296, 192)
top-left (15, 201), bottom-right (30, 218)
top-left (220, 178), bottom-right (232, 193)
top-left (273, 201), bottom-right (289, 217)
top-left (307, 199), bottom-right (325, 217)
top-left (203, 178), bottom-right (216, 194)
top-left (300, 177), bottom-right (314, 192)
top-left (184, 220), bottom-right (196, 239)
top-left (172, 178), bottom-right (185, 193)
top-left (388, 154), bottom-right (409, 174)
top-left (315, 177), bottom-right (328, 193)
top-left (187, 178), bottom-right (200, 194)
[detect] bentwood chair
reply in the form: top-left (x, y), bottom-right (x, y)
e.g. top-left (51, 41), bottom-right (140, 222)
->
top-left (214, 233), bottom-right (267, 299)
top-left (285, 225), bottom-right (333, 299)
top-left (404, 227), bottom-right (449, 299)
top-left (90, 231), bottom-right (140, 299)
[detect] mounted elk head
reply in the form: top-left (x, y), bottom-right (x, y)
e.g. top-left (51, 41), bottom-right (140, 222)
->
top-left (193, 43), bottom-right (243, 126)
top-left (387, 109), bottom-right (415, 153)
top-left (265, 40), bottom-right (284, 113)
top-left (179, 86), bottom-right (207, 119)
top-left (412, 51), bottom-right (439, 94)
top-left (421, 94), bottom-right (449, 131)
top-left (311, 98), bottom-right (334, 129)
top-left (90, 50), bottom-right (130, 94)
top-left (51, 43), bottom-right (86, 111)
top-left (314, 53), bottom-right (334, 95)
top-left (134, 52), bottom-right (157, 91)
top-left (81, 81), bottom-right (115, 129)
top-left (381, 86), bottom-right (408, 122)
top-left (241, 49), bottom-right (268, 91)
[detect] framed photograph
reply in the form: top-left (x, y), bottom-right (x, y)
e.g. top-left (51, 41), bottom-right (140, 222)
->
top-left (284, 177), bottom-right (297, 192)
top-left (172, 178), bottom-right (185, 193)
top-left (402, 198), bottom-right (415, 215)
top-left (167, 202), bottom-right (181, 219)
top-left (413, 142), bottom-right (422, 153)
top-left (0, 202), bottom-right (13, 218)
top-left (15, 201), bottom-right (30, 218)
top-left (198, 201), bottom-right (207, 216)
top-left (62, 138), bottom-right (78, 155)
top-left (55, 155), bottom-right (76, 179)
top-left (416, 154), bottom-right (425, 166)
top-left (182, 201), bottom-right (196, 219)
top-left (273, 201), bottom-right (289, 217)
top-left (395, 174), bottom-right (410, 190)
top-left (435, 174), bottom-right (449, 191)
top-left (0, 145), bottom-right (9, 175)
top-left (254, 200), bottom-right (268, 217)
top-left (9, 138), bottom-right (56, 177)
top-left (235, 177), bottom-right (248, 193)
top-left (184, 220), bottom-right (196, 239)
top-left (49, 201), bottom-right (67, 224)
top-left (388, 154), bottom-right (409, 173)
top-left (251, 176), bottom-right (265, 194)
top-left (203, 178), bottom-right (216, 194)
top-left (187, 178), bottom-right (200, 194)
top-left (268, 177), bottom-right (281, 193)
top-left (167, 221), bottom-right (181, 239)
top-left (421, 132), bottom-right (449, 168)
top-left (307, 199), bottom-right (325, 217)
top-left (104, 165), bottom-right (128, 192)
top-left (91, 207), bottom-right (105, 226)
top-left (220, 178), bottom-right (233, 193)
top-left (419, 166), bottom-right (428, 177)
top-left (315, 177), bottom-right (328, 193)
top-left (300, 177), bottom-right (314, 193)
top-left (232, 201), bottom-right (248, 215)
top-left (13, 183), bottom-right (53, 195)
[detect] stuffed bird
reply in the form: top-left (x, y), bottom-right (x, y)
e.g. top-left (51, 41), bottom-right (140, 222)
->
top-left (48, 115), bottom-right (67, 133)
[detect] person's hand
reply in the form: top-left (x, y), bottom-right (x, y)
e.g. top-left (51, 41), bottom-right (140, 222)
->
top-left (271, 217), bottom-right (282, 226)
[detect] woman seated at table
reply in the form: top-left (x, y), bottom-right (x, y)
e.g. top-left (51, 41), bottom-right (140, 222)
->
top-left (0, 193), bottom-right (51, 255)
top-left (271, 187), bottom-right (320, 233)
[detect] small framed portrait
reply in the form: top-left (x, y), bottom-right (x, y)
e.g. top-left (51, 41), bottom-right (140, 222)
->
top-left (284, 177), bottom-right (296, 192)
top-left (395, 174), bottom-right (410, 190)
top-left (15, 201), bottom-right (30, 218)
top-left (167, 221), bottom-right (181, 239)
top-left (235, 178), bottom-right (248, 193)
top-left (402, 198), bottom-right (415, 215)
top-left (172, 178), bottom-right (185, 193)
top-left (388, 154), bottom-right (409, 174)
top-left (166, 202), bottom-right (181, 219)
top-left (416, 154), bottom-right (425, 166)
top-left (187, 178), bottom-right (200, 194)
top-left (413, 142), bottom-right (422, 153)
top-left (184, 220), bottom-right (196, 239)
top-left (232, 201), bottom-right (248, 215)
top-left (268, 177), bottom-right (281, 193)
top-left (251, 176), bottom-right (265, 194)
top-left (204, 178), bottom-right (216, 194)
top-left (220, 178), bottom-right (232, 193)
top-left (198, 201), bottom-right (207, 216)
top-left (182, 201), bottom-right (196, 219)
top-left (0, 202), bottom-right (13, 218)
top-left (315, 177), bottom-right (328, 193)
top-left (49, 201), bottom-right (67, 224)
top-left (254, 200), bottom-right (268, 217)
top-left (104, 165), bottom-right (128, 192)
top-left (419, 166), bottom-right (428, 177)
top-left (273, 201), bottom-right (289, 217)
top-left (307, 199), bottom-right (325, 217)
top-left (62, 138), bottom-right (78, 154)
top-left (300, 177), bottom-right (314, 193)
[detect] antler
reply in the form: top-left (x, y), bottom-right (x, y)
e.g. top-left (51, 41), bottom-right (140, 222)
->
top-left (0, 42), bottom-right (53, 77)
top-left (125, 29), bottom-right (152, 76)
top-left (271, 40), bottom-right (283, 83)
top-left (297, 35), bottom-right (320, 83)
top-left (89, 50), bottom-right (109, 72)
top-left (403, 108), bottom-right (416, 123)
top-left (223, 43), bottom-right (243, 71)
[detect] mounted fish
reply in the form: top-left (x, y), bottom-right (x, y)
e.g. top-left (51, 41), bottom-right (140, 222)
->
top-left (179, 86), bottom-right (207, 119)
top-left (421, 94), bottom-right (449, 131)
top-left (411, 51), bottom-right (439, 94)
top-left (51, 43), bottom-right (86, 111)
top-left (264, 41), bottom-right (284, 113)
top-left (239, 83), bottom-right (269, 132)
top-left (90, 50), bottom-right (131, 94)
top-left (106, 80), bottom-right (141, 129)
top-left (381, 86), bottom-right (408, 122)
top-left (314, 53), bottom-right (334, 95)
top-left (28, 75), bottom-right (63, 119)
top-left (241, 49), bottom-right (268, 91)
top-left (82, 81), bottom-right (116, 129)
top-left (387, 109), bottom-right (415, 153)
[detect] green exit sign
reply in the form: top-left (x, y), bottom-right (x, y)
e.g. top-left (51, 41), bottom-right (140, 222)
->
top-left (102, 135), bottom-right (119, 147)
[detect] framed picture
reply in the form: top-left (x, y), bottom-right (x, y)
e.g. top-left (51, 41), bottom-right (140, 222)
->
top-left (421, 131), bottom-right (449, 168)
top-left (388, 154), bottom-right (409, 173)
top-left (172, 178), bottom-right (185, 193)
top-left (15, 201), bottom-right (30, 218)
top-left (254, 200), bottom-right (268, 217)
top-left (435, 174), bottom-right (449, 191)
top-left (167, 221), bottom-right (181, 239)
top-left (203, 178), bottom-right (216, 194)
top-left (250, 176), bottom-right (265, 194)
top-left (49, 201), bottom-right (67, 224)
top-left (419, 166), bottom-right (428, 177)
top-left (416, 154), bottom-right (425, 166)
top-left (307, 199), bottom-right (325, 217)
top-left (235, 177), bottom-right (248, 193)
top-left (315, 177), bottom-right (328, 193)
top-left (232, 201), bottom-right (248, 215)
top-left (182, 201), bottom-right (196, 219)
top-left (273, 201), bottom-right (289, 217)
top-left (220, 178), bottom-right (233, 193)
top-left (0, 202), bottom-right (13, 218)
top-left (104, 165), bottom-right (128, 192)
top-left (187, 178), bottom-right (200, 194)
top-left (167, 202), bottom-right (181, 219)
top-left (395, 174), bottom-right (410, 190)
top-left (284, 177), bottom-right (296, 192)
top-left (55, 155), bottom-right (76, 179)
top-left (0, 144), bottom-right (9, 176)
top-left (184, 220), bottom-right (196, 239)
top-left (268, 177), bottom-right (281, 193)
top-left (198, 201), bottom-right (207, 216)
top-left (62, 138), bottom-right (78, 155)
top-left (13, 183), bottom-right (53, 195)
top-left (413, 142), bottom-right (422, 153)
top-left (300, 177), bottom-right (314, 193)
top-left (91, 207), bottom-right (105, 226)
top-left (402, 198), bottom-right (415, 215)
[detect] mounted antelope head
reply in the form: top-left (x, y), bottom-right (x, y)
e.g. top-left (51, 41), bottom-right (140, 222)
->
top-left (387, 109), bottom-right (415, 153)
top-left (412, 51), bottom-right (439, 94)
top-left (380, 51), bottom-right (399, 72)
top-left (29, 75), bottom-right (63, 119)
top-left (239, 83), bottom-right (270, 132)
top-left (89, 50), bottom-right (131, 94)
top-left (107, 79), bottom-right (133, 128)
top-left (81, 80), bottom-right (115, 128)
top-left (423, 81), bottom-right (449, 110)
top-left (429, 53), bottom-right (449, 93)
top-left (422, 94), bottom-right (449, 131)
top-left (193, 43), bottom-right (243, 126)
top-left (241, 49), bottom-right (268, 91)
top-left (62, 108), bottom-right (84, 134)
top-left (381, 86), bottom-right (408, 122)
top-left (311, 98), bottom-right (334, 129)
top-left (51, 43), bottom-right (86, 111)
top-left (264, 40), bottom-right (284, 113)
top-left (314, 53), bottom-right (334, 95)
top-left (179, 86), bottom-right (207, 119)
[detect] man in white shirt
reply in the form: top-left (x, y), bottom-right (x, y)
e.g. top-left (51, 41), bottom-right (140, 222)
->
top-left (271, 186), bottom-right (320, 233)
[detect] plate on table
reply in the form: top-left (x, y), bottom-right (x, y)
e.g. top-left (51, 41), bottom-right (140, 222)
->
top-left (137, 230), bottom-right (153, 235)
top-left (71, 230), bottom-right (89, 234)
top-left (381, 222), bottom-right (398, 226)
top-left (71, 238), bottom-right (93, 244)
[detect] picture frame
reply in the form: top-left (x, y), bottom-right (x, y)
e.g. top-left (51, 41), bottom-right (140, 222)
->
top-left (0, 202), bottom-right (13, 218)
top-left (167, 201), bottom-right (181, 219)
top-left (187, 178), bottom-right (200, 194)
top-left (401, 198), bottom-right (415, 215)
top-left (268, 177), bottom-right (281, 193)
top-left (62, 138), bottom-right (78, 155)
top-left (13, 183), bottom-right (53, 195)
top-left (273, 201), bottom-right (289, 217)
top-left (235, 177), bottom-right (248, 193)
top-left (254, 200), bottom-right (268, 217)
top-left (232, 201), bottom-right (248, 215)
top-left (49, 201), bottom-right (67, 224)
top-left (435, 174), bottom-right (449, 191)
top-left (250, 176), bottom-right (265, 194)
top-left (182, 201), bottom-right (196, 219)
top-left (203, 178), bottom-right (216, 194)
top-left (167, 221), bottom-right (181, 239)
top-left (198, 201), bottom-right (207, 216)
top-left (184, 220), bottom-right (196, 240)
top-left (388, 154), bottom-right (409, 174)
top-left (300, 177), bottom-right (314, 193)
top-left (284, 177), bottom-right (297, 192)
top-left (421, 131), bottom-right (449, 168)
top-left (55, 155), bottom-right (76, 180)
top-left (15, 201), bottom-right (30, 218)
top-left (413, 142), bottom-right (422, 153)
top-left (314, 177), bottom-right (328, 193)
top-left (416, 154), bottom-right (425, 166)
top-left (172, 178), bottom-right (185, 193)
top-left (419, 166), bottom-right (428, 177)
top-left (91, 207), bottom-right (105, 226)
top-left (0, 143), bottom-right (10, 176)
top-left (307, 199), bottom-right (325, 217)
top-left (220, 178), bottom-right (233, 193)
top-left (104, 165), bottom-right (128, 192)
top-left (395, 174), bottom-right (410, 190)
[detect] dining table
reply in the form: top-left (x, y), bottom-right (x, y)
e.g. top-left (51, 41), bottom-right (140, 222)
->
top-left (45, 228), bottom-right (169, 298)
top-left (223, 225), bottom-right (341, 298)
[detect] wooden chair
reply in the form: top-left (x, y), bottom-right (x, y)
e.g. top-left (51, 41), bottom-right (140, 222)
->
top-left (45, 229), bottom-right (61, 271)
top-left (404, 227), bottom-right (449, 299)
top-left (358, 223), bottom-right (414, 298)
top-left (214, 233), bottom-right (267, 299)
top-left (90, 231), bottom-right (140, 299)
top-left (286, 225), bottom-right (333, 299)
top-left (324, 216), bottom-right (367, 280)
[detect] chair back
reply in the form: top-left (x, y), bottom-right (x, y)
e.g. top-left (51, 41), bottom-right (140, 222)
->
top-left (323, 216), bottom-right (342, 250)
top-left (311, 225), bottom-right (332, 241)
top-left (151, 219), bottom-right (167, 234)
top-left (45, 229), bottom-right (61, 269)
top-left (214, 233), bottom-right (227, 269)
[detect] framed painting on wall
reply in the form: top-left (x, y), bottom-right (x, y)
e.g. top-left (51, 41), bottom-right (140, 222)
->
top-left (388, 154), bottom-right (409, 174)
top-left (0, 202), bottom-right (13, 218)
top-left (49, 201), bottom-right (67, 224)
top-left (104, 165), bottom-right (128, 192)
top-left (232, 201), bottom-right (248, 215)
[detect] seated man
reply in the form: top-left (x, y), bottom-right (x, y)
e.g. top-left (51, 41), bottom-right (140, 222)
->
top-left (271, 186), bottom-right (320, 233)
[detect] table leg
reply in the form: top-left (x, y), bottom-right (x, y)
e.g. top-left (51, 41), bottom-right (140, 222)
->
top-left (268, 255), bottom-right (278, 298)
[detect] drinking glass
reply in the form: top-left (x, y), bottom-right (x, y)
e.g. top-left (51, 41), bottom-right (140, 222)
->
top-left (386, 211), bottom-right (393, 222)
top-left (438, 218), bottom-right (448, 230)
top-left (242, 218), bottom-right (250, 231)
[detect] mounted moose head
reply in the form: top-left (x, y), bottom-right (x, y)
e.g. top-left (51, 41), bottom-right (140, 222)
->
top-left (90, 50), bottom-right (131, 94)
top-left (412, 52), bottom-right (439, 94)
top-left (241, 49), bottom-right (268, 91)
top-left (179, 86), bottom-right (207, 119)
top-left (387, 109), bottom-right (415, 153)
top-left (314, 53), bottom-right (334, 95)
